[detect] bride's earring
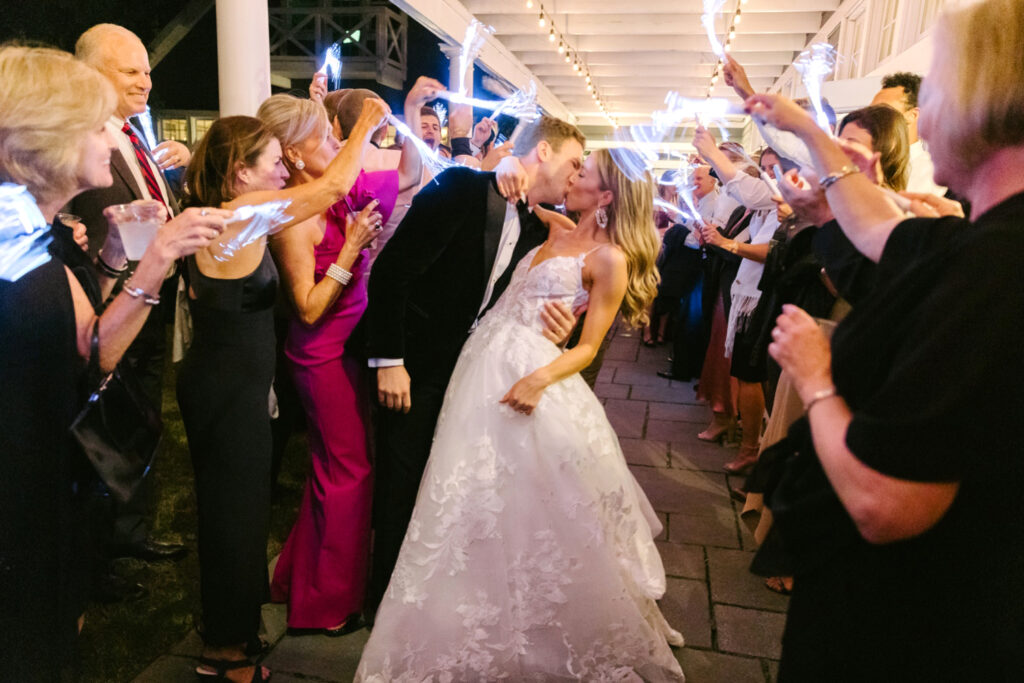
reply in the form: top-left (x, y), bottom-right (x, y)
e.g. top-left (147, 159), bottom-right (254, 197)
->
top-left (295, 158), bottom-right (306, 170)
top-left (596, 206), bottom-right (608, 229)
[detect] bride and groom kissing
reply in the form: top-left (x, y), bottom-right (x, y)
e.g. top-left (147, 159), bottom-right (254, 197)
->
top-left (356, 115), bottom-right (686, 681)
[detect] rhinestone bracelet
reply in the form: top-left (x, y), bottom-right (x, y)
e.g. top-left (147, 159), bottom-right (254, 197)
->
top-left (326, 263), bottom-right (353, 286)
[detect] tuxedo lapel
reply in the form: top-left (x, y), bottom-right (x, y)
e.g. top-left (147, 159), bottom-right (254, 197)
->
top-left (110, 149), bottom-right (145, 200)
top-left (482, 176), bottom-right (507, 278)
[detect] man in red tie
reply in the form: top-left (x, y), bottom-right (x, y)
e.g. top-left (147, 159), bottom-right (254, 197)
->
top-left (67, 24), bottom-right (190, 600)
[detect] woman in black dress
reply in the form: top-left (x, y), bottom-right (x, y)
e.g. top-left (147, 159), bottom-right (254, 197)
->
top-left (0, 46), bottom-right (226, 681)
top-left (177, 98), bottom-right (392, 682)
top-left (746, 0), bottom-right (1024, 678)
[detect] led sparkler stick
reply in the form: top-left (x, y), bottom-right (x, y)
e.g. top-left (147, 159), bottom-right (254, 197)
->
top-left (701, 0), bottom-right (728, 59)
top-left (138, 106), bottom-right (159, 151)
top-left (457, 21), bottom-right (493, 96)
top-left (213, 199), bottom-right (294, 261)
top-left (388, 115), bottom-right (459, 178)
top-left (318, 43), bottom-right (342, 91)
top-left (0, 183), bottom-right (52, 282)
top-left (433, 103), bottom-right (447, 130)
top-left (794, 43), bottom-right (838, 134)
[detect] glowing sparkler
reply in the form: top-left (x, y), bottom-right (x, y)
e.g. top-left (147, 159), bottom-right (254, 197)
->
top-left (138, 106), bottom-right (159, 151)
top-left (701, 0), bottom-right (727, 58)
top-left (388, 115), bottom-right (459, 178)
top-left (436, 81), bottom-right (540, 123)
top-left (318, 43), bottom-right (342, 91)
top-left (214, 199), bottom-right (294, 261)
top-left (0, 183), bottom-right (52, 282)
top-left (794, 43), bottom-right (838, 133)
top-left (433, 103), bottom-right (447, 129)
top-left (458, 21), bottom-right (493, 96)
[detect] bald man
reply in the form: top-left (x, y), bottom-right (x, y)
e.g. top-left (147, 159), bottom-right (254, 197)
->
top-left (68, 24), bottom-right (187, 586)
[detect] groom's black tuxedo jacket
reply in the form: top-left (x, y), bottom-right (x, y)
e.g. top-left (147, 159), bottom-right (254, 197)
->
top-left (363, 167), bottom-right (548, 378)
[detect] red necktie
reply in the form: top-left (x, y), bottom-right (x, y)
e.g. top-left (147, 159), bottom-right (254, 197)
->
top-left (121, 121), bottom-right (168, 214)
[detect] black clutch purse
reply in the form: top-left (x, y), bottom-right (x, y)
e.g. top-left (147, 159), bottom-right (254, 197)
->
top-left (71, 320), bottom-right (162, 503)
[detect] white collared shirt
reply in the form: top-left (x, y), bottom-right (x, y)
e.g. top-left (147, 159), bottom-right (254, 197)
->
top-left (367, 202), bottom-right (523, 368)
top-left (107, 116), bottom-right (172, 208)
top-left (907, 140), bottom-right (947, 197)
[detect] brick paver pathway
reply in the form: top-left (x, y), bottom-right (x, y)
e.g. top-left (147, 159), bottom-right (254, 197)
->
top-left (135, 326), bottom-right (787, 682)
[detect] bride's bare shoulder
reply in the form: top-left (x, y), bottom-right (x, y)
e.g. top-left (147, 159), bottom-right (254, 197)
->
top-left (533, 206), bottom-right (576, 233)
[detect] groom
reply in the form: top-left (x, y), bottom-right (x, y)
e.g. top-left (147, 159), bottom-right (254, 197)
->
top-left (363, 115), bottom-right (586, 615)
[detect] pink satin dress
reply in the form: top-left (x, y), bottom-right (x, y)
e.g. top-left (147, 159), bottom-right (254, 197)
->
top-left (270, 170), bottom-right (398, 627)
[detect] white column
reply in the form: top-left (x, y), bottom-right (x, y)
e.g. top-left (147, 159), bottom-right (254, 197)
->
top-left (440, 43), bottom-right (472, 96)
top-left (216, 0), bottom-right (271, 116)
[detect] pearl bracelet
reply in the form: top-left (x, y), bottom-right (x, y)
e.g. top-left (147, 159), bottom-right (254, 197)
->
top-left (122, 279), bottom-right (160, 306)
top-left (326, 263), bottom-right (352, 286)
top-left (803, 386), bottom-right (838, 413)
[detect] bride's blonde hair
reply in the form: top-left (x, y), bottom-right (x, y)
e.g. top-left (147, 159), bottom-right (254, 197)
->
top-left (592, 148), bottom-right (660, 327)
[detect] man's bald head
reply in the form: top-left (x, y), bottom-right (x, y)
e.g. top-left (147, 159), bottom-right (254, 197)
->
top-left (75, 24), bottom-right (151, 120)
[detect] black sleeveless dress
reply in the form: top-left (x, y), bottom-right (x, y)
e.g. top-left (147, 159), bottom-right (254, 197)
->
top-left (176, 250), bottom-right (277, 646)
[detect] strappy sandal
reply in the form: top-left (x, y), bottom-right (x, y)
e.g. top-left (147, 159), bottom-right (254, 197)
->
top-left (195, 656), bottom-right (271, 682)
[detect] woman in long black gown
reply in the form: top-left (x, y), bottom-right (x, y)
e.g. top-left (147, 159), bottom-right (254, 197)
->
top-left (746, 0), bottom-right (1024, 678)
top-left (177, 98), bottom-right (392, 682)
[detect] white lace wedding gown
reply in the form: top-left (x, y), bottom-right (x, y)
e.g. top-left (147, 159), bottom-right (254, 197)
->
top-left (356, 246), bottom-right (685, 682)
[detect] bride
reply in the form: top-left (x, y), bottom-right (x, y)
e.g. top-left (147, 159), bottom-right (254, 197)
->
top-left (355, 149), bottom-right (686, 682)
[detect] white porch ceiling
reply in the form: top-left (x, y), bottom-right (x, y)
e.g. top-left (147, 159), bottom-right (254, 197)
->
top-left (461, 0), bottom-right (838, 129)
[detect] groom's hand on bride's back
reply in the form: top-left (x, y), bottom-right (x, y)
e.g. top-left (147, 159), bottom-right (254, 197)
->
top-left (540, 301), bottom-right (576, 346)
top-left (377, 366), bottom-right (412, 413)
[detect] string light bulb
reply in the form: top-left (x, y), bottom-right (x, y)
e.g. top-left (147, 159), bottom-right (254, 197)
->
top-left (734, 9), bottom-right (742, 24)
top-left (585, 74), bottom-right (591, 83)
top-left (729, 28), bottom-right (736, 39)
top-left (549, 28), bottom-right (556, 42)
top-left (538, 13), bottom-right (545, 28)
top-left (558, 41), bottom-right (564, 54)
top-left (564, 52), bottom-right (571, 63)
top-left (573, 61), bottom-right (580, 72)
top-left (526, 0), bottom-right (533, 7)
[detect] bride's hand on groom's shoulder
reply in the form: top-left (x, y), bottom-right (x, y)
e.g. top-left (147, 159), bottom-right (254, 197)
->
top-left (540, 301), bottom-right (576, 346)
top-left (377, 365), bottom-right (412, 413)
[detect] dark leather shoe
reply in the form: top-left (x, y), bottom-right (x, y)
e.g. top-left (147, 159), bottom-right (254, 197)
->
top-left (657, 370), bottom-right (683, 380)
top-left (95, 572), bottom-right (148, 603)
top-left (112, 538), bottom-right (188, 562)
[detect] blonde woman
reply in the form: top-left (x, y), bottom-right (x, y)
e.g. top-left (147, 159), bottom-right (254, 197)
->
top-left (356, 149), bottom-right (684, 682)
top-left (254, 82), bottom-right (437, 636)
top-left (0, 46), bottom-right (226, 681)
top-left (743, 0), bottom-right (1024, 678)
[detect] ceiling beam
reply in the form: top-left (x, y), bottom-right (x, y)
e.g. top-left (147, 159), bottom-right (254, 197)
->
top-left (517, 50), bottom-right (798, 67)
top-left (526, 63), bottom-right (784, 78)
top-left (543, 75), bottom-right (776, 88)
top-left (502, 33), bottom-right (809, 53)
top-left (466, 0), bottom-right (840, 14)
top-left (478, 12), bottom-right (825, 36)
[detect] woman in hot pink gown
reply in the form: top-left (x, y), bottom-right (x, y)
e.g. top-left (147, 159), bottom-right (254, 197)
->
top-left (270, 170), bottom-right (398, 630)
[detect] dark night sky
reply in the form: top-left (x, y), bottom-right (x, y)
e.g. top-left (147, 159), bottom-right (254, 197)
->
top-left (1, 0), bottom-right (456, 115)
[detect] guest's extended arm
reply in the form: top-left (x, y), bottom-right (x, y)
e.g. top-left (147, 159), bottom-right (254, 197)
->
top-left (745, 94), bottom-right (904, 262)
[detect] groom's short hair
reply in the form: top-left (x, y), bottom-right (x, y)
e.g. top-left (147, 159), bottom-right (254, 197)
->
top-left (513, 115), bottom-right (586, 157)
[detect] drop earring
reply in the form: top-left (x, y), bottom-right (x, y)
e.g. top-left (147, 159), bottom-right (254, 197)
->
top-left (596, 206), bottom-right (608, 229)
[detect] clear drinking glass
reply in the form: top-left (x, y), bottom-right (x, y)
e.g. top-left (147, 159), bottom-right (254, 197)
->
top-left (104, 200), bottom-right (167, 260)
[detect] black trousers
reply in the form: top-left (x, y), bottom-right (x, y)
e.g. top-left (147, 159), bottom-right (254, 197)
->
top-left (368, 365), bottom-right (452, 614)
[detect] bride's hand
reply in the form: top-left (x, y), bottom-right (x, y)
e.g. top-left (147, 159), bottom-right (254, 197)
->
top-left (500, 372), bottom-right (548, 416)
top-left (494, 155), bottom-right (529, 203)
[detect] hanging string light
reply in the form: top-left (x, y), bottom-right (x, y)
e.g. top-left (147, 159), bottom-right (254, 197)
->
top-left (708, 1), bottom-right (745, 97)
top-left (534, 4), bottom-right (615, 125)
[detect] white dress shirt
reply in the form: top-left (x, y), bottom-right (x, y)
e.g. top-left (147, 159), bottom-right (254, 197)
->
top-left (906, 140), bottom-right (947, 196)
top-left (368, 202), bottom-right (522, 368)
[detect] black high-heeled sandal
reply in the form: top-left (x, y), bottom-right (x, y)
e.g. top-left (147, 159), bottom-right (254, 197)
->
top-left (195, 656), bottom-right (271, 682)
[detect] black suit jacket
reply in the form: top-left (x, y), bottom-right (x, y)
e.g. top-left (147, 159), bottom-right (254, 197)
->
top-left (68, 127), bottom-right (180, 259)
top-left (363, 167), bottom-right (547, 378)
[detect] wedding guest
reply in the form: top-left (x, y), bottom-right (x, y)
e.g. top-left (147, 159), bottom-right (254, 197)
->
top-left (870, 71), bottom-right (946, 195)
top-left (256, 79), bottom-right (438, 635)
top-left (0, 45), bottom-right (226, 681)
top-left (70, 22), bottom-right (191, 586)
top-left (177, 97), bottom-right (389, 681)
top-left (747, 0), bottom-right (1023, 677)
top-left (695, 135), bottom-right (782, 474)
